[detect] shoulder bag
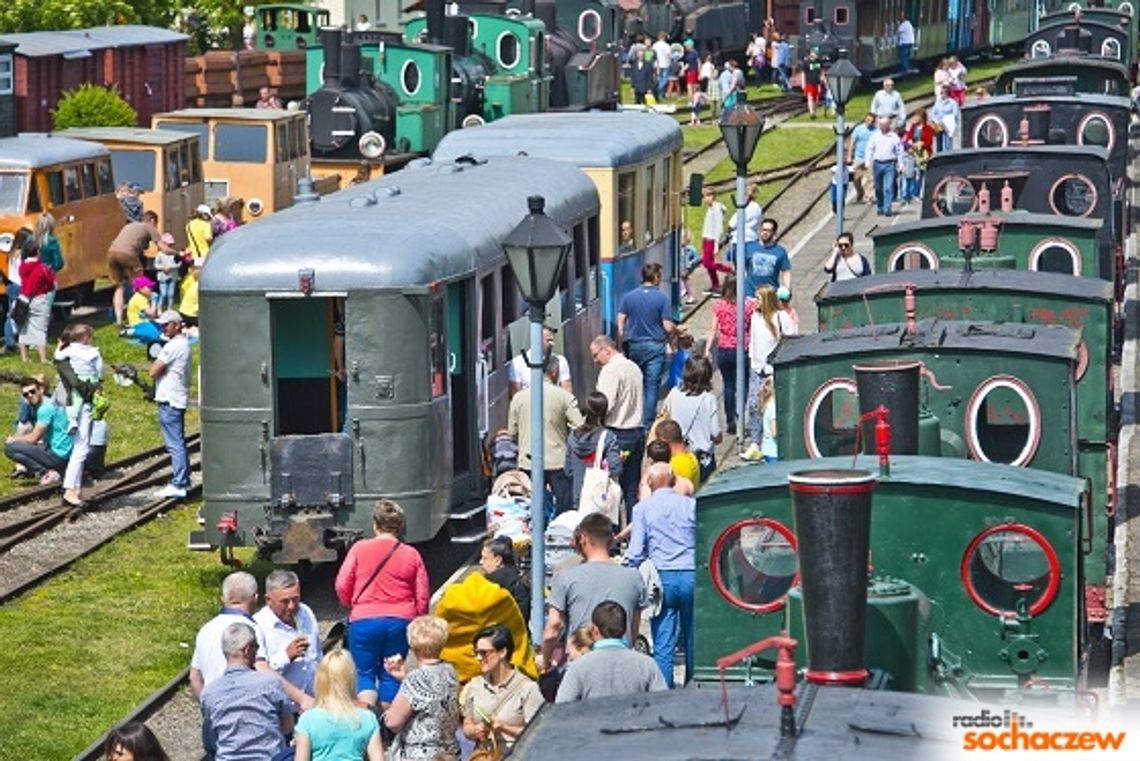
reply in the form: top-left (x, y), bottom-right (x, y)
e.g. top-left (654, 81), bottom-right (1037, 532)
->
top-left (469, 674), bottom-right (531, 761)
top-left (579, 430), bottom-right (622, 524)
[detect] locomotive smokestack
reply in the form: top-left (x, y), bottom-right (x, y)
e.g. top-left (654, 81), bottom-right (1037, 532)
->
top-left (427, 0), bottom-right (446, 44)
top-left (788, 469), bottom-right (877, 687)
top-left (854, 361), bottom-right (920, 455)
top-left (320, 27), bottom-right (343, 88)
top-left (520, 0), bottom-right (535, 16)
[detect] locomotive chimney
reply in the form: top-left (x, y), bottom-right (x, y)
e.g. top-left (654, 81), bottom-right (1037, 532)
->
top-left (340, 41), bottom-right (362, 89)
top-left (788, 469), bottom-right (877, 687)
top-left (520, 0), bottom-right (535, 15)
top-left (854, 361), bottom-right (920, 455)
top-left (320, 27), bottom-right (343, 88)
top-left (427, 0), bottom-right (446, 44)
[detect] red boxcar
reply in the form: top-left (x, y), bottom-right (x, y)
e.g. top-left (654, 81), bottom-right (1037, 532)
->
top-left (0, 25), bottom-right (186, 133)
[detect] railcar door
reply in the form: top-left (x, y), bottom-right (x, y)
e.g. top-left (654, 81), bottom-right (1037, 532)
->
top-left (269, 295), bottom-right (340, 434)
top-left (447, 280), bottom-right (475, 496)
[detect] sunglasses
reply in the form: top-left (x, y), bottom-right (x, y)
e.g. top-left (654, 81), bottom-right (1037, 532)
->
top-left (20, 389), bottom-right (37, 398)
top-left (474, 648), bottom-right (497, 659)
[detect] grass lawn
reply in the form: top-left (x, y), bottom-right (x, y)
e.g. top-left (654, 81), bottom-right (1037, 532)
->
top-left (0, 316), bottom-right (200, 497)
top-left (0, 500), bottom-right (260, 758)
top-left (703, 126), bottom-right (835, 184)
top-left (682, 125), bottom-right (722, 150)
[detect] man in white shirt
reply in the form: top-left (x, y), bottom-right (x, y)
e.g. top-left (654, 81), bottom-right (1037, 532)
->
top-left (190, 571), bottom-right (268, 698)
top-left (149, 311), bottom-right (192, 499)
top-left (254, 569), bottom-right (323, 713)
top-left (870, 78), bottom-right (907, 130)
top-left (651, 32), bottom-right (673, 99)
top-left (897, 13), bottom-right (915, 74)
top-left (507, 326), bottom-right (572, 397)
top-left (864, 117), bottom-right (904, 216)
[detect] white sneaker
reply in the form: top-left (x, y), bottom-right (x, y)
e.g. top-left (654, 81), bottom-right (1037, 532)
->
top-left (741, 443), bottom-right (762, 461)
top-left (155, 484), bottom-right (188, 500)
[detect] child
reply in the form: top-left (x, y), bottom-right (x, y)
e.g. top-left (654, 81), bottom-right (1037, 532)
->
top-left (830, 165), bottom-right (848, 214)
top-left (54, 323), bottom-right (104, 431)
top-left (688, 87), bottom-right (707, 126)
top-left (776, 287), bottom-right (800, 335)
top-left (758, 376), bottom-right (778, 463)
top-left (699, 189), bottom-right (732, 294)
top-left (126, 275), bottom-right (158, 327)
top-left (900, 141), bottom-right (927, 204)
top-left (178, 258), bottom-right (203, 332)
top-left (154, 233), bottom-right (181, 312)
top-left (667, 329), bottom-right (695, 388)
top-left (705, 58), bottom-right (723, 119)
top-left (680, 229), bottom-right (699, 304)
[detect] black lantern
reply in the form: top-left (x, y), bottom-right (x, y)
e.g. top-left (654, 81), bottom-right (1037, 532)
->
top-left (719, 104), bottom-right (764, 168)
top-left (827, 50), bottom-right (862, 111)
top-left (503, 195), bottom-right (573, 307)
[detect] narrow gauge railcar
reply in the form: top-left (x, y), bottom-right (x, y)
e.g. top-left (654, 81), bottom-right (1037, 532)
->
top-left (197, 156), bottom-right (600, 560)
top-left (796, 0), bottom-right (1053, 71)
top-left (919, 146), bottom-right (1118, 282)
top-left (1029, 8), bottom-right (1134, 64)
top-left (693, 456), bottom-right (1089, 698)
top-left (870, 213), bottom-right (1102, 277)
top-left (433, 112), bottom-right (684, 338)
top-left (812, 272), bottom-right (1115, 605)
top-left (961, 91), bottom-right (1131, 182)
top-left (994, 56), bottom-right (1131, 95)
top-left (58, 127), bottom-right (206, 250)
top-left (255, 3), bottom-right (331, 51)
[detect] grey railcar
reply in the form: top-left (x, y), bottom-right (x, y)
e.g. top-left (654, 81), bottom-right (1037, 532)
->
top-left (198, 156), bottom-right (600, 561)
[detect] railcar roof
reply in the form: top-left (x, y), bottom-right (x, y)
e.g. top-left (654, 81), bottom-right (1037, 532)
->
top-left (772, 318), bottom-right (1079, 363)
top-left (200, 156), bottom-right (598, 292)
top-left (0, 25), bottom-right (186, 57)
top-left (870, 212), bottom-right (1103, 236)
top-left (0, 135), bottom-right (110, 168)
top-left (58, 127), bottom-right (200, 147)
top-left (154, 109), bottom-right (304, 122)
top-left (817, 269), bottom-right (1114, 304)
top-left (432, 112), bottom-right (683, 167)
top-left (699, 455), bottom-right (1086, 509)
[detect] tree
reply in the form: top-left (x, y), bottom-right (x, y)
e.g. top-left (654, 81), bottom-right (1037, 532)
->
top-left (52, 84), bottom-right (138, 130)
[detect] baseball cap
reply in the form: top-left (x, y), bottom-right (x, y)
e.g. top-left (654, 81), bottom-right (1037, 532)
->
top-left (196, 203), bottom-right (212, 216)
top-left (0, 233), bottom-right (13, 253)
top-left (160, 232), bottom-right (175, 246)
top-left (777, 286), bottom-right (792, 302)
top-left (128, 182), bottom-right (142, 192)
top-left (133, 274), bottom-right (156, 290)
top-left (156, 310), bottom-right (183, 325)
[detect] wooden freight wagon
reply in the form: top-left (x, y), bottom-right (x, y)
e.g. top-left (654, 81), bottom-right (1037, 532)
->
top-left (0, 25), bottom-right (186, 134)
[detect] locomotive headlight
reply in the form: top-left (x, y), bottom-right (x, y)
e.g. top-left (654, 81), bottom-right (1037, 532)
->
top-left (248, 198), bottom-right (265, 217)
top-left (462, 114), bottom-right (486, 128)
top-left (359, 131), bottom-right (387, 159)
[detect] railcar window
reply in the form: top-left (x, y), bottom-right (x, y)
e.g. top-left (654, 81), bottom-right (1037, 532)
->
top-left (63, 167), bottom-right (82, 202)
top-left (26, 180), bottom-right (41, 213)
top-left (47, 171), bottom-right (65, 206)
top-left (573, 223), bottom-right (588, 311)
top-left (187, 141), bottom-right (203, 183)
top-left (401, 60), bottom-right (422, 97)
top-left (501, 266), bottom-right (522, 326)
top-left (498, 32), bottom-right (520, 69)
top-left (0, 55), bottom-right (12, 96)
top-left (711, 519), bottom-right (798, 613)
top-left (96, 159), bottom-right (114, 195)
top-left (587, 215), bottom-right (599, 303)
top-left (109, 150), bottom-right (156, 193)
top-left (661, 156), bottom-right (672, 231)
top-left (259, 9), bottom-right (277, 31)
top-left (0, 175), bottom-right (26, 215)
top-left (617, 172), bottom-right (636, 252)
top-left (833, 6), bottom-right (850, 25)
top-left (964, 528), bottom-right (1055, 616)
top-left (159, 122), bottom-right (210, 160)
top-left (560, 235), bottom-right (573, 317)
top-left (81, 163), bottom-right (97, 198)
top-left (290, 119), bottom-right (306, 160)
top-left (479, 272), bottom-right (496, 370)
top-left (216, 124), bottom-right (268, 163)
top-left (165, 149), bottom-right (181, 191)
top-left (179, 143), bottom-right (193, 185)
top-left (644, 164), bottom-right (656, 242)
top-left (429, 293), bottom-right (447, 398)
top-left (276, 124), bottom-right (288, 163)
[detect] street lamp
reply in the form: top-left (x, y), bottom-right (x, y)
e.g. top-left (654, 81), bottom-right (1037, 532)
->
top-left (827, 50), bottom-right (861, 236)
top-left (502, 194), bottom-right (572, 645)
top-left (719, 104), bottom-right (764, 449)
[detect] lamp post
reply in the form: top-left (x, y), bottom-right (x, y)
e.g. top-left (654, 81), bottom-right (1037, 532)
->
top-left (502, 195), bottom-right (573, 646)
top-left (719, 104), bottom-right (764, 449)
top-left (827, 50), bottom-right (861, 236)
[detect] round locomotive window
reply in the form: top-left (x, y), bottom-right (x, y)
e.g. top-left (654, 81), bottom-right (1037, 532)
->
top-left (578, 9), bottom-right (601, 43)
top-left (961, 524), bottom-right (1060, 617)
top-left (1028, 238), bottom-right (1081, 276)
top-left (932, 176), bottom-right (976, 217)
top-left (469, 18), bottom-right (478, 38)
top-left (401, 60), bottom-right (422, 97)
top-left (1101, 38), bottom-right (1122, 59)
top-left (888, 244), bottom-right (939, 272)
top-left (804, 378), bottom-right (859, 458)
top-left (1030, 40), bottom-right (1051, 58)
top-left (710, 518), bottom-right (798, 614)
top-left (964, 375), bottom-right (1042, 467)
top-left (1078, 113), bottom-right (1114, 151)
top-left (1050, 174), bottom-right (1096, 217)
top-left (1120, 2), bottom-right (1134, 17)
top-left (972, 114), bottom-right (1009, 148)
top-left (497, 31), bottom-right (520, 69)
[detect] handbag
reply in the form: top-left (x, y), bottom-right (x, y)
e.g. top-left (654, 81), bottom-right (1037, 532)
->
top-left (10, 295), bottom-right (28, 327)
top-left (579, 430), bottom-right (622, 523)
top-left (468, 733), bottom-right (500, 761)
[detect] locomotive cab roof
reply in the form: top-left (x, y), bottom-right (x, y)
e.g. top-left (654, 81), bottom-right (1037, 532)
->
top-left (817, 268), bottom-right (1114, 304)
top-left (869, 212), bottom-right (1104, 237)
top-left (200, 156), bottom-right (599, 293)
top-left (432, 112), bottom-right (683, 167)
top-left (0, 134), bottom-right (110, 168)
top-left (925, 143), bottom-right (1110, 168)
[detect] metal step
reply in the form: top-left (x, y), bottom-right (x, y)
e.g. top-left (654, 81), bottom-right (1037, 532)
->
top-left (448, 503), bottom-right (486, 521)
top-left (449, 528), bottom-right (489, 544)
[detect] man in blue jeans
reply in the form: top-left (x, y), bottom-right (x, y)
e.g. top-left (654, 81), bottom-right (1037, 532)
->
top-left (150, 310), bottom-right (192, 499)
top-left (864, 116), bottom-right (903, 216)
top-left (626, 463), bottom-right (695, 687)
top-left (617, 263), bottom-right (675, 428)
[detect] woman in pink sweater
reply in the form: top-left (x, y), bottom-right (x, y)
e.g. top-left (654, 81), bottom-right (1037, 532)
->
top-left (335, 499), bottom-right (430, 708)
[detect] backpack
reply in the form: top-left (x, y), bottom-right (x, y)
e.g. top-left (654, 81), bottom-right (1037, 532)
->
top-left (579, 430), bottom-right (622, 523)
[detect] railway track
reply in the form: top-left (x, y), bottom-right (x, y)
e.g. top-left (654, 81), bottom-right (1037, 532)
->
top-left (681, 92), bottom-right (806, 168)
top-left (0, 434), bottom-right (202, 605)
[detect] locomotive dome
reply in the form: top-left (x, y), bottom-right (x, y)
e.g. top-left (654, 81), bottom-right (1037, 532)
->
top-left (200, 155), bottom-right (599, 293)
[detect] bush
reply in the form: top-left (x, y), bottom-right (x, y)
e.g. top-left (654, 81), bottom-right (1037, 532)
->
top-left (51, 84), bottom-right (138, 130)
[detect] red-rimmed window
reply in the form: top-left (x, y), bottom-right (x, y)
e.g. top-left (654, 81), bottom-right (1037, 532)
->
top-left (709, 518), bottom-right (798, 613)
top-left (961, 523), bottom-right (1060, 617)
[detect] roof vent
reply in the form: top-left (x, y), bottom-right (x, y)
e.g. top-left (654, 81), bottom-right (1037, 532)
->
top-left (383, 186), bottom-right (401, 197)
top-left (349, 193), bottom-right (378, 208)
